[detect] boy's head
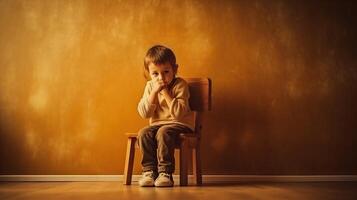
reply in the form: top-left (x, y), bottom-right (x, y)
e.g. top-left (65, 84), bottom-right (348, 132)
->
top-left (143, 45), bottom-right (178, 81)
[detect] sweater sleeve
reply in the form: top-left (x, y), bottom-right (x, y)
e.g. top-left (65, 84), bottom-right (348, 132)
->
top-left (169, 80), bottom-right (190, 119)
top-left (137, 82), bottom-right (157, 118)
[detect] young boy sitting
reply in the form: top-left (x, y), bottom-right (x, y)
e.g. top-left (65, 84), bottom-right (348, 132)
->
top-left (137, 45), bottom-right (194, 187)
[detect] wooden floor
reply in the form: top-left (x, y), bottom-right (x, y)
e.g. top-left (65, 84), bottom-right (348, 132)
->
top-left (1, 182), bottom-right (357, 200)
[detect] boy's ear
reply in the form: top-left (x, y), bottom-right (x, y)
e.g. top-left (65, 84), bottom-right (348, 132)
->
top-left (144, 70), bottom-right (151, 80)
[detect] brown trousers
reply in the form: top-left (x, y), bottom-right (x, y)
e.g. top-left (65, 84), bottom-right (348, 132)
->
top-left (137, 123), bottom-right (193, 173)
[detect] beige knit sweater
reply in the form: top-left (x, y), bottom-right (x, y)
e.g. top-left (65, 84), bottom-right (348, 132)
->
top-left (137, 77), bottom-right (195, 131)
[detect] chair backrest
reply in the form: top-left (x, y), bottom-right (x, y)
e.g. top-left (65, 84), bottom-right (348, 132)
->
top-left (185, 78), bottom-right (212, 135)
top-left (186, 78), bottom-right (212, 112)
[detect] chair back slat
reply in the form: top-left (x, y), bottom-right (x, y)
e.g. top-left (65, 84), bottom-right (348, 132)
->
top-left (185, 78), bottom-right (212, 112)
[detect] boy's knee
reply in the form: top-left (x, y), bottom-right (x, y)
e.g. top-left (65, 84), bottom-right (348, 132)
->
top-left (156, 126), bottom-right (174, 140)
top-left (138, 127), bottom-right (153, 140)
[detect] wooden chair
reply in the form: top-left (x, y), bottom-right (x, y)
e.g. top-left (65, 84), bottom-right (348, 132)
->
top-left (123, 78), bottom-right (212, 186)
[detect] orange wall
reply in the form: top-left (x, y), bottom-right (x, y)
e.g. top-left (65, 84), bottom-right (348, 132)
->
top-left (1, 0), bottom-right (356, 175)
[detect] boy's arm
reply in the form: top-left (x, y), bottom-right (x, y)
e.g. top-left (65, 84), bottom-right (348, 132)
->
top-left (161, 80), bottom-right (190, 119)
top-left (148, 84), bottom-right (161, 105)
top-left (137, 82), bottom-right (157, 118)
top-left (160, 89), bottom-right (173, 106)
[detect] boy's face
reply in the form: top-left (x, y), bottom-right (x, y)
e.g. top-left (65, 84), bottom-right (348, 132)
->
top-left (148, 62), bottom-right (177, 85)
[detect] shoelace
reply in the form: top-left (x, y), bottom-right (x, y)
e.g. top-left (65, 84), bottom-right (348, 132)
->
top-left (143, 171), bottom-right (155, 178)
top-left (158, 173), bottom-right (171, 178)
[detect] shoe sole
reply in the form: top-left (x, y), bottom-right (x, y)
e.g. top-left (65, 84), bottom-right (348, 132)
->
top-left (140, 184), bottom-right (155, 187)
top-left (139, 180), bottom-right (155, 187)
top-left (154, 182), bottom-right (174, 187)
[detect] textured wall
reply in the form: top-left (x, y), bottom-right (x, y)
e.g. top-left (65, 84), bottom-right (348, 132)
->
top-left (0, 0), bottom-right (356, 175)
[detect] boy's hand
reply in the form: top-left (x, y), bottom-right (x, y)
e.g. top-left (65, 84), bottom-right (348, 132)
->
top-left (152, 79), bottom-right (166, 94)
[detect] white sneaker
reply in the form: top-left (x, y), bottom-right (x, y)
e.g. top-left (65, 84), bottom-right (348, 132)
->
top-left (138, 171), bottom-right (158, 187)
top-left (154, 172), bottom-right (174, 187)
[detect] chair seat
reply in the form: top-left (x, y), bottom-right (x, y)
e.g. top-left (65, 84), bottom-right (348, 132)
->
top-left (125, 132), bottom-right (198, 137)
top-left (125, 132), bottom-right (138, 138)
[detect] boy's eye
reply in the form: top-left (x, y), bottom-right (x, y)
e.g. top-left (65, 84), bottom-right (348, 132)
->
top-left (152, 72), bottom-right (158, 76)
top-left (164, 70), bottom-right (170, 74)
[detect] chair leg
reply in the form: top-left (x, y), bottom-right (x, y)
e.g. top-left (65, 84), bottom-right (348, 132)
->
top-left (192, 146), bottom-right (202, 185)
top-left (123, 137), bottom-right (136, 185)
top-left (180, 139), bottom-right (189, 186)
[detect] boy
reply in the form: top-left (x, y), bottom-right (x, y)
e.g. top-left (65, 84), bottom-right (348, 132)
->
top-left (137, 45), bottom-right (194, 187)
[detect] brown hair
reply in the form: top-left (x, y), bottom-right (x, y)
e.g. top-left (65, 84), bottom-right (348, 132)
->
top-left (143, 45), bottom-right (178, 80)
